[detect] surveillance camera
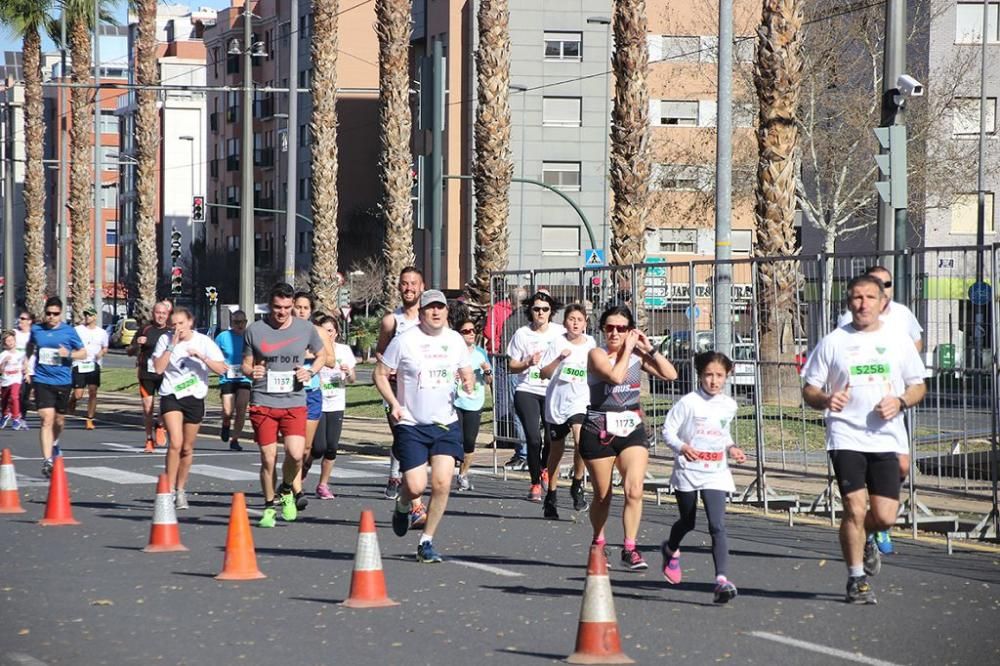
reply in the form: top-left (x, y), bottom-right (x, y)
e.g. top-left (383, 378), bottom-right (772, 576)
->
top-left (896, 74), bottom-right (924, 97)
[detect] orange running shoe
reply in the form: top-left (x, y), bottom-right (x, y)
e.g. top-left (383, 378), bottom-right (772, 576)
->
top-left (85, 419), bottom-right (95, 430)
top-left (144, 438), bottom-right (155, 453)
top-left (155, 425), bottom-right (167, 447)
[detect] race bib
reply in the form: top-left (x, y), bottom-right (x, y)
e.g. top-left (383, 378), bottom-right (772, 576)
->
top-left (226, 364), bottom-right (244, 379)
top-left (605, 410), bottom-right (641, 437)
top-left (682, 417), bottom-right (731, 471)
top-left (173, 372), bottom-right (202, 399)
top-left (321, 378), bottom-right (344, 411)
top-left (76, 360), bottom-right (96, 374)
top-left (559, 363), bottom-right (587, 384)
top-left (526, 366), bottom-right (544, 384)
top-left (38, 348), bottom-right (62, 366)
top-left (849, 361), bottom-right (891, 385)
top-left (681, 448), bottom-right (728, 471)
top-left (420, 366), bottom-right (453, 390)
top-left (266, 370), bottom-right (295, 394)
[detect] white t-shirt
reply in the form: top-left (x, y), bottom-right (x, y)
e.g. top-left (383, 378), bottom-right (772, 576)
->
top-left (506, 323), bottom-right (566, 396)
top-left (542, 334), bottom-right (597, 425)
top-left (318, 343), bottom-right (356, 412)
top-left (73, 325), bottom-right (109, 372)
top-left (153, 331), bottom-right (225, 401)
top-left (802, 323), bottom-right (926, 454)
top-left (0, 349), bottom-right (25, 387)
top-left (837, 301), bottom-right (922, 342)
top-left (662, 390), bottom-right (739, 493)
top-left (381, 326), bottom-right (472, 426)
top-left (14, 329), bottom-right (29, 355)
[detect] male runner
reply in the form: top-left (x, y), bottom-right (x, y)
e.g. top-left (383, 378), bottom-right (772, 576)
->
top-left (216, 310), bottom-right (251, 451)
top-left (25, 297), bottom-right (85, 477)
top-left (802, 275), bottom-right (926, 604)
top-left (374, 289), bottom-right (474, 562)
top-left (69, 306), bottom-right (109, 429)
top-left (128, 300), bottom-right (172, 452)
top-left (243, 283), bottom-right (326, 528)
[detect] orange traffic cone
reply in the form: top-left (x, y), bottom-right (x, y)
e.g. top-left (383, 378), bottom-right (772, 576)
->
top-left (215, 492), bottom-right (266, 580)
top-left (39, 456), bottom-right (79, 526)
top-left (342, 509), bottom-right (399, 608)
top-left (143, 474), bottom-right (188, 553)
top-left (0, 448), bottom-right (26, 514)
top-left (566, 545), bottom-right (634, 664)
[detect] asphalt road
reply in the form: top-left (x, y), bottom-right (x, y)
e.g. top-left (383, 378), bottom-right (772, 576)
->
top-left (1, 417), bottom-right (998, 666)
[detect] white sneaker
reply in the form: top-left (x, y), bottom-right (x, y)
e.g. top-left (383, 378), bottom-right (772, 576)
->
top-left (457, 475), bottom-right (472, 491)
top-left (174, 489), bottom-right (189, 510)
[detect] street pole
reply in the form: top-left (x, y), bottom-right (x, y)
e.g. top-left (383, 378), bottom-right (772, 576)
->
top-left (2, 99), bottom-right (13, 327)
top-left (58, 9), bottom-right (68, 304)
top-left (238, 2), bottom-right (255, 314)
top-left (586, 16), bottom-right (612, 253)
top-left (714, 0), bottom-right (734, 358)
top-left (93, 0), bottom-right (104, 322)
top-left (973, 0), bottom-right (989, 370)
top-left (181, 136), bottom-right (196, 317)
top-left (878, 0), bottom-right (905, 271)
top-left (284, 0), bottom-right (299, 287)
top-left (429, 37), bottom-right (444, 290)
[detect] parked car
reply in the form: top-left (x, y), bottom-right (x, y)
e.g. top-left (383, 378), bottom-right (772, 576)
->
top-left (111, 317), bottom-right (138, 348)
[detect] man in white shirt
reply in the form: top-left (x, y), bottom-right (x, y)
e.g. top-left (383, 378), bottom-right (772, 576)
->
top-left (803, 275), bottom-right (926, 605)
top-left (374, 289), bottom-right (474, 563)
top-left (69, 306), bottom-right (109, 430)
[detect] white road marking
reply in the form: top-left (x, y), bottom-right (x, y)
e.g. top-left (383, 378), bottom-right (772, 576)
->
top-left (66, 467), bottom-right (159, 485)
top-left (188, 465), bottom-right (259, 482)
top-left (5, 653), bottom-right (50, 666)
top-left (99, 442), bottom-right (142, 452)
top-left (328, 467), bottom-right (379, 479)
top-left (749, 631), bottom-right (903, 666)
top-left (14, 475), bottom-right (48, 487)
top-left (448, 558), bottom-right (523, 578)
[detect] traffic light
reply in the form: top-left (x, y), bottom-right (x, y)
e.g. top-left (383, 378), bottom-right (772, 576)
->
top-left (171, 267), bottom-right (183, 295)
top-left (170, 227), bottom-right (182, 265)
top-left (874, 125), bottom-right (907, 209)
top-left (587, 276), bottom-right (602, 307)
top-left (192, 196), bottom-right (205, 222)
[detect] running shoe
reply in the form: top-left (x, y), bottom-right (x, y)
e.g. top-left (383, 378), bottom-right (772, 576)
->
top-left (621, 547), bottom-right (648, 571)
top-left (315, 483), bottom-right (335, 500)
top-left (846, 576), bottom-right (877, 604)
top-left (174, 489), bottom-right (189, 510)
top-left (229, 439), bottom-right (243, 452)
top-left (85, 419), bottom-right (95, 430)
top-left (570, 478), bottom-right (589, 511)
top-left (863, 536), bottom-right (882, 576)
top-left (503, 454), bottom-right (525, 469)
top-left (279, 490), bottom-right (298, 522)
top-left (41, 457), bottom-right (53, 479)
top-left (144, 438), bottom-right (155, 453)
top-left (155, 424), bottom-right (167, 447)
top-left (295, 491), bottom-right (308, 512)
top-left (220, 423), bottom-right (231, 442)
top-left (543, 490), bottom-right (559, 520)
top-left (52, 444), bottom-right (61, 458)
top-left (391, 505), bottom-right (409, 537)
top-left (540, 468), bottom-right (549, 487)
top-left (527, 484), bottom-right (543, 502)
top-left (875, 530), bottom-right (895, 555)
top-left (456, 474), bottom-right (472, 492)
top-left (661, 542), bottom-right (682, 584)
top-left (409, 503), bottom-right (428, 530)
top-left (417, 541), bottom-right (444, 563)
top-left (12, 419), bottom-right (28, 431)
top-left (713, 580), bottom-right (738, 604)
top-left (0, 415), bottom-right (11, 429)
top-left (384, 476), bottom-right (401, 500)
top-left (258, 506), bottom-right (277, 528)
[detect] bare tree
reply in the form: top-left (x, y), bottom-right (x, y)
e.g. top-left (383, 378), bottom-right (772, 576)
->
top-left (346, 256), bottom-right (386, 319)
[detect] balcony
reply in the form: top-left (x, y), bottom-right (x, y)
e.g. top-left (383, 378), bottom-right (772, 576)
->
top-left (226, 155), bottom-right (240, 172)
top-left (254, 194), bottom-right (275, 211)
top-left (226, 55), bottom-right (239, 75)
top-left (226, 106), bottom-right (238, 123)
top-left (254, 147), bottom-right (274, 168)
top-left (226, 200), bottom-right (239, 219)
top-left (255, 97), bottom-right (274, 118)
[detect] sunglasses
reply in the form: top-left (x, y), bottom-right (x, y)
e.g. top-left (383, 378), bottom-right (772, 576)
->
top-left (881, 280), bottom-right (892, 288)
top-left (603, 324), bottom-right (630, 333)
top-left (44, 311), bottom-right (62, 317)
top-left (532, 306), bottom-right (551, 313)
top-left (459, 328), bottom-right (476, 334)
top-left (18, 316), bottom-right (31, 321)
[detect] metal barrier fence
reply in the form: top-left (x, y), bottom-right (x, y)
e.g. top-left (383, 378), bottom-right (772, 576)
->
top-left (487, 245), bottom-right (999, 545)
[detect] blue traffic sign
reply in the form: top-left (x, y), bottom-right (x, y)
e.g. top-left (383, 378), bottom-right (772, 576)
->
top-left (685, 305), bottom-right (701, 320)
top-left (968, 281), bottom-right (992, 306)
top-left (583, 248), bottom-right (606, 268)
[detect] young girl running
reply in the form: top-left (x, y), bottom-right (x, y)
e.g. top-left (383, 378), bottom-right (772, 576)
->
top-left (660, 351), bottom-right (747, 604)
top-left (538, 303), bottom-right (594, 519)
top-left (0, 330), bottom-right (27, 430)
top-left (452, 314), bottom-right (491, 492)
top-left (310, 314), bottom-right (356, 499)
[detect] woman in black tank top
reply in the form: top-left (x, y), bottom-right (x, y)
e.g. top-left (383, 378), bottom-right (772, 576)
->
top-left (580, 305), bottom-right (678, 570)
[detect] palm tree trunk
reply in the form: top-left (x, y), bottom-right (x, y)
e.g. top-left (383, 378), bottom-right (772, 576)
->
top-left (134, 0), bottom-right (159, 324)
top-left (22, 28), bottom-right (47, 315)
top-left (470, 0), bottom-right (513, 307)
top-left (376, 0), bottom-right (415, 309)
top-left (68, 14), bottom-right (93, 322)
top-left (309, 0), bottom-right (340, 314)
top-left (754, 0), bottom-right (804, 405)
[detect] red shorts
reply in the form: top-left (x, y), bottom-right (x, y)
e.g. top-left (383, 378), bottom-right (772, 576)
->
top-left (249, 405), bottom-right (307, 445)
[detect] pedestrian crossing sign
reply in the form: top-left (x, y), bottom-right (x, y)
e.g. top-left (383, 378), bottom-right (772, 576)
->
top-left (583, 248), bottom-right (606, 268)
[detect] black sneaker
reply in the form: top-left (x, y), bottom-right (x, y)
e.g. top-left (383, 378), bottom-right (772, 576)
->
top-left (863, 537), bottom-right (881, 577)
top-left (229, 439), bottom-right (243, 452)
top-left (713, 580), bottom-right (738, 604)
top-left (391, 505), bottom-right (409, 537)
top-left (41, 458), bottom-right (54, 479)
top-left (570, 478), bottom-right (589, 511)
top-left (220, 423), bottom-right (230, 442)
top-left (620, 547), bottom-right (648, 571)
top-left (295, 491), bottom-right (308, 512)
top-left (543, 490), bottom-right (559, 520)
top-left (846, 576), bottom-right (877, 604)
top-left (504, 455), bottom-right (527, 470)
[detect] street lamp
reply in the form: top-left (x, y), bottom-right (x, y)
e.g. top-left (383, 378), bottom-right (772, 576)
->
top-left (509, 84), bottom-right (528, 270)
top-left (587, 16), bottom-right (612, 253)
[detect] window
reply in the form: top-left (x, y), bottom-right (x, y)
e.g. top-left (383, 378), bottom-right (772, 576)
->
top-left (951, 192), bottom-right (995, 234)
top-left (298, 67), bottom-right (312, 88)
top-left (544, 31), bottom-right (582, 61)
top-left (104, 257), bottom-right (115, 283)
top-left (651, 164), bottom-right (713, 191)
top-left (541, 226), bottom-right (580, 257)
top-left (298, 123), bottom-right (311, 146)
top-left (652, 100), bottom-right (698, 126)
top-left (955, 2), bottom-right (1000, 43)
top-left (542, 97), bottom-right (582, 127)
top-left (953, 97), bottom-right (997, 135)
top-left (658, 228), bottom-right (697, 254)
top-left (542, 161), bottom-right (581, 191)
top-left (100, 184), bottom-right (118, 210)
top-left (734, 37), bottom-right (756, 63)
top-left (660, 35), bottom-right (700, 62)
top-left (105, 220), bottom-right (117, 246)
top-left (99, 110), bottom-right (117, 135)
top-left (700, 36), bottom-right (719, 63)
top-left (98, 147), bottom-right (117, 171)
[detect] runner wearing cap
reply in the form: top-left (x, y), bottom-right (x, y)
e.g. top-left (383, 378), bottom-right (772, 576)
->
top-left (374, 289), bottom-right (474, 563)
top-left (68, 306), bottom-right (108, 430)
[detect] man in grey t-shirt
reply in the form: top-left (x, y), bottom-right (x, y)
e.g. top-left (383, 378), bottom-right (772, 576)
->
top-left (242, 283), bottom-right (326, 528)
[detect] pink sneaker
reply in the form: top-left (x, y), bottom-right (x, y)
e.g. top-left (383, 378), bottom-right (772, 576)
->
top-left (661, 543), bottom-right (682, 584)
top-left (315, 483), bottom-right (335, 500)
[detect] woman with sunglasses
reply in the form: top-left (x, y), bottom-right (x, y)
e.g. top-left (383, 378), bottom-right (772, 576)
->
top-left (538, 303), bottom-right (595, 519)
top-left (451, 315), bottom-right (492, 491)
top-left (581, 304), bottom-right (677, 569)
top-left (506, 292), bottom-right (565, 501)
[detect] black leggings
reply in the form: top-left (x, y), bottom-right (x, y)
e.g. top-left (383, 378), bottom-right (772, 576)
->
top-left (311, 411), bottom-right (344, 461)
top-left (456, 407), bottom-right (482, 454)
top-left (514, 391), bottom-right (550, 485)
top-left (666, 489), bottom-right (730, 578)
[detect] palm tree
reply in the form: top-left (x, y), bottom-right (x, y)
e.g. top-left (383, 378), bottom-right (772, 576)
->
top-left (376, 0), bottom-right (414, 309)
top-left (309, 0), bottom-right (340, 314)
top-left (131, 0), bottom-right (157, 325)
top-left (0, 0), bottom-right (53, 316)
top-left (470, 0), bottom-right (512, 307)
top-left (754, 0), bottom-right (804, 404)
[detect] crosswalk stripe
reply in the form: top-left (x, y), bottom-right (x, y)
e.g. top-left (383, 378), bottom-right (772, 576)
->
top-left (99, 442), bottom-right (142, 452)
top-left (66, 467), bottom-right (159, 485)
top-left (188, 464), bottom-right (259, 481)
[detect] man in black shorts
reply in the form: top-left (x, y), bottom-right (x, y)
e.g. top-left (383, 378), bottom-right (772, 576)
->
top-left (802, 275), bottom-right (926, 604)
top-left (128, 300), bottom-right (172, 452)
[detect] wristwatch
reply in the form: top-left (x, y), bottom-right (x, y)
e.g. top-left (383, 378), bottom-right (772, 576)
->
top-left (897, 396), bottom-right (907, 411)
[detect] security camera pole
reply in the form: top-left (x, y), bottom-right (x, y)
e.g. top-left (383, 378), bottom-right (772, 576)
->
top-left (876, 0), bottom-right (906, 285)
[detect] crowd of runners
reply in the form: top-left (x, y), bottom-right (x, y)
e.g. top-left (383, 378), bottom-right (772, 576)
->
top-left (2, 264), bottom-right (925, 605)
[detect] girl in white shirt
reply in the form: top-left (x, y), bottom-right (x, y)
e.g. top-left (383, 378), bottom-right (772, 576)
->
top-left (660, 351), bottom-right (746, 604)
top-left (309, 314), bottom-right (356, 500)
